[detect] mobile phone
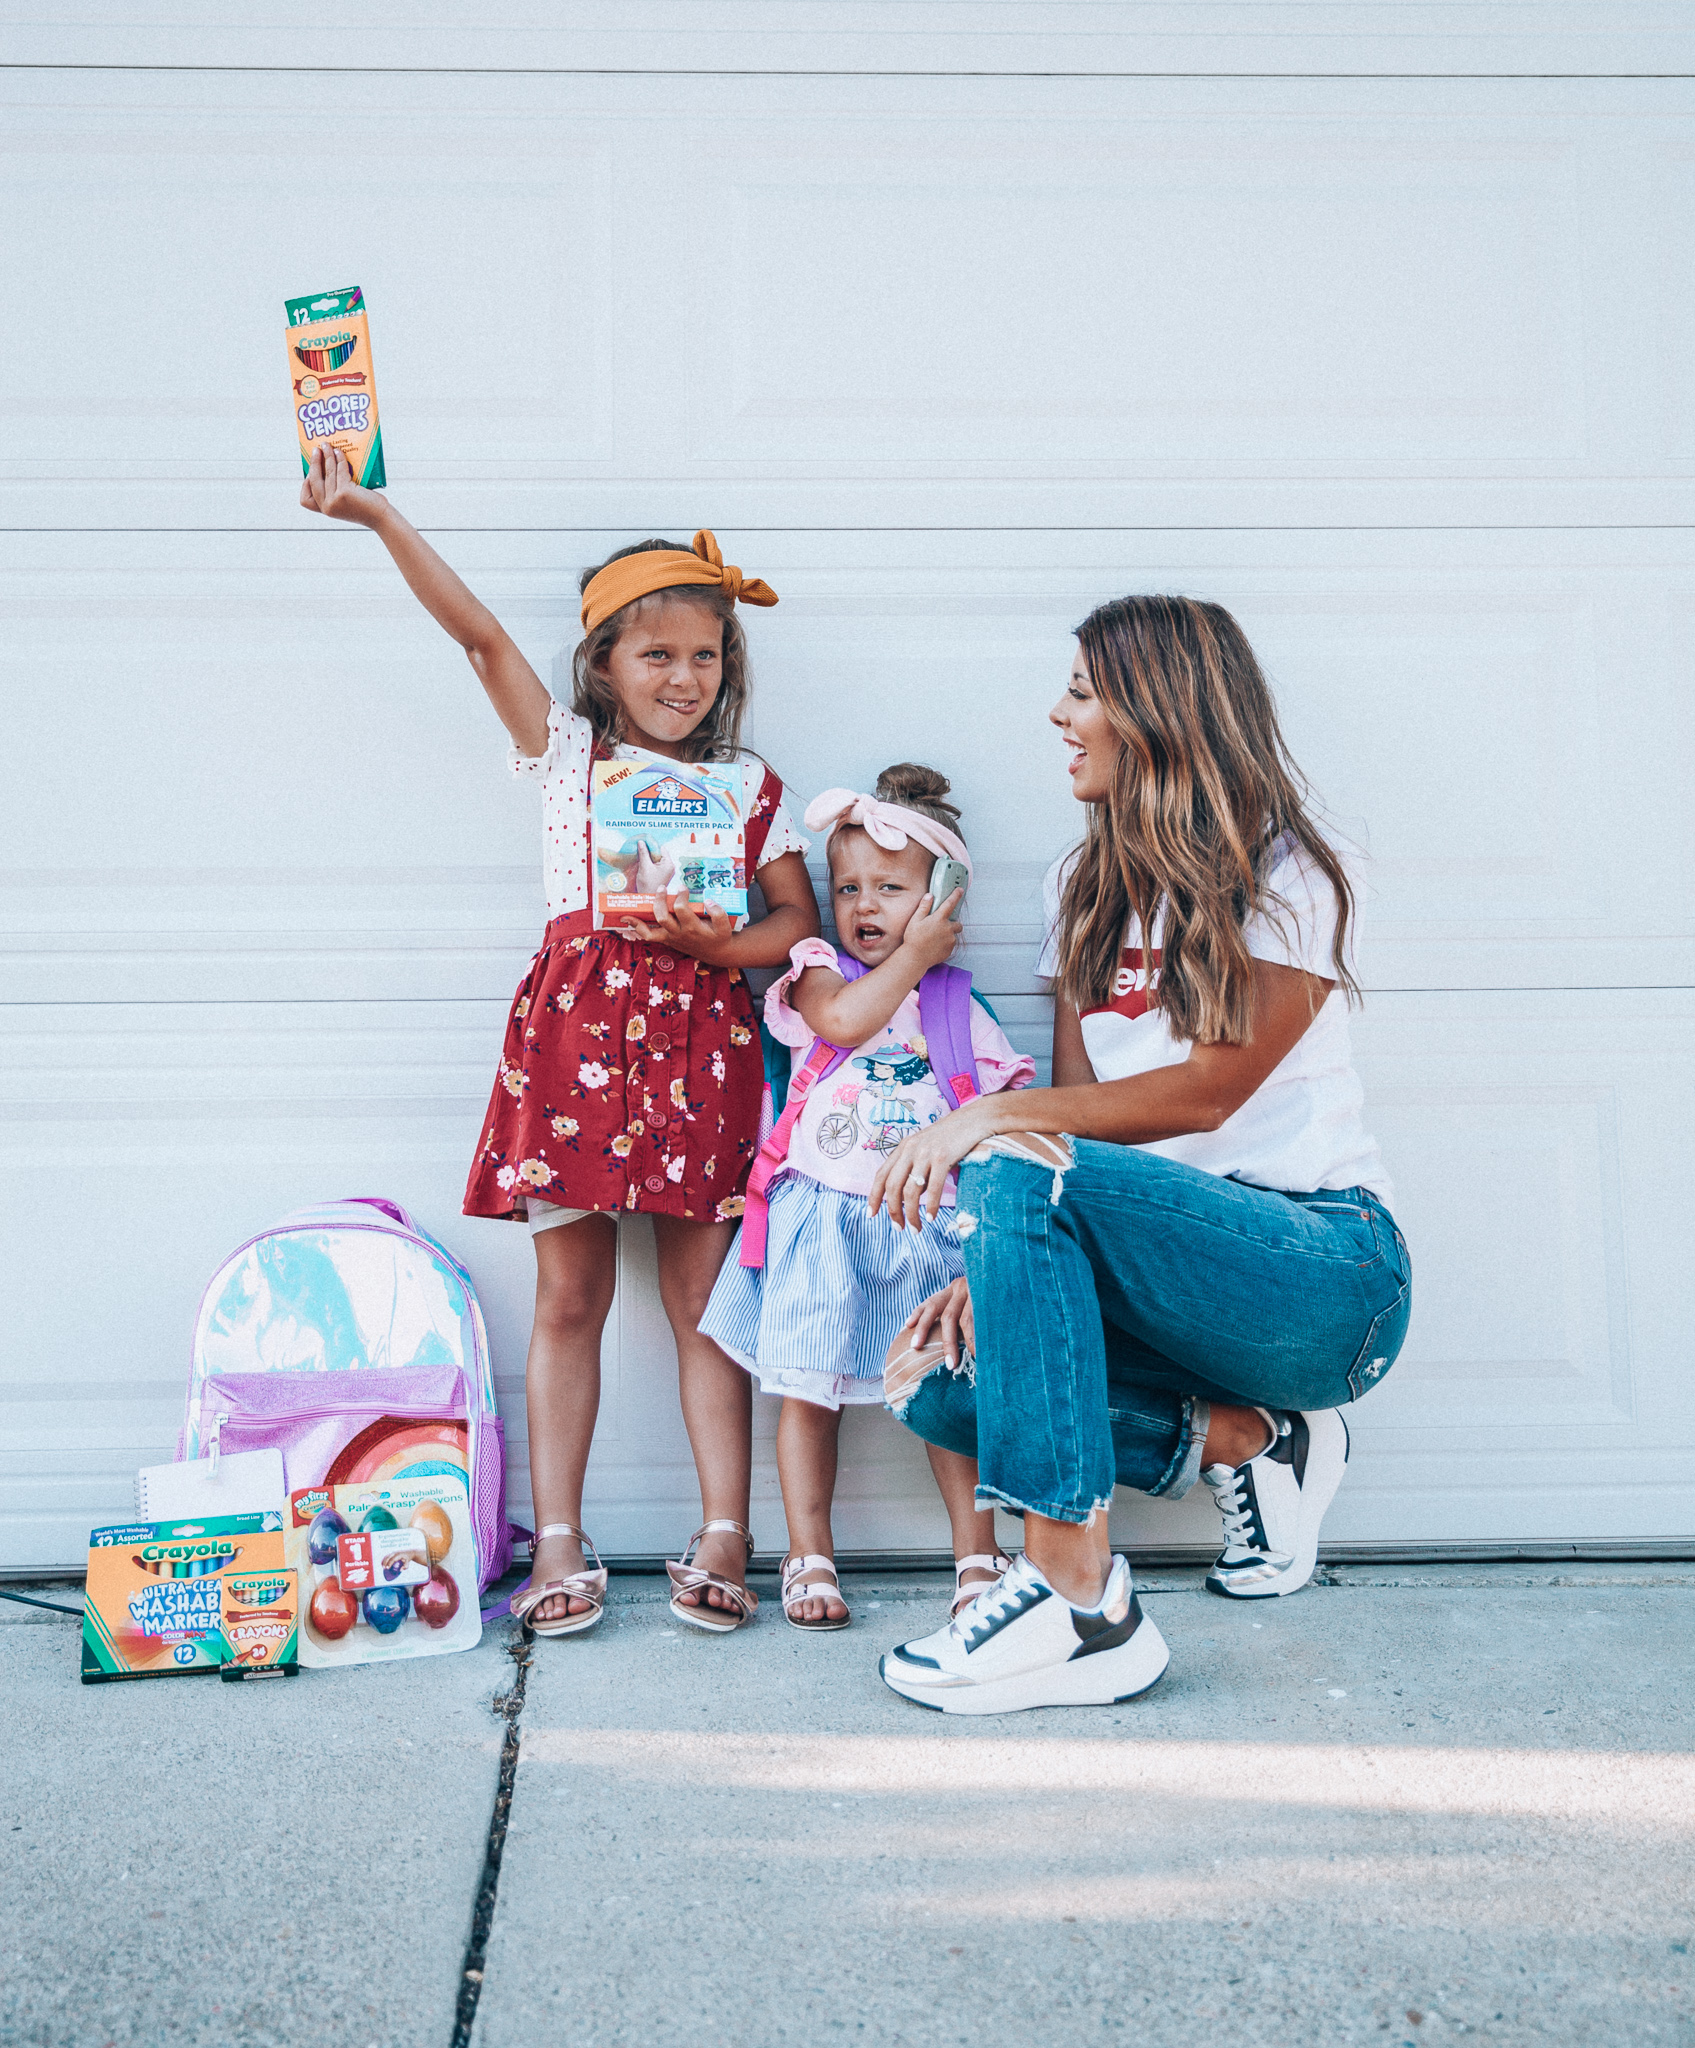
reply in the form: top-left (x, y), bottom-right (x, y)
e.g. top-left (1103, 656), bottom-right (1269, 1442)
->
top-left (928, 856), bottom-right (970, 923)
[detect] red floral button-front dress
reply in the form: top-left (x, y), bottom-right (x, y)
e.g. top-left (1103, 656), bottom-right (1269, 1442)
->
top-left (462, 704), bottom-right (807, 1224)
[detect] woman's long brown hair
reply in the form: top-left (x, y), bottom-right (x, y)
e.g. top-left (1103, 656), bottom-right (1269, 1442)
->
top-left (1053, 595), bottom-right (1358, 1045)
top-left (571, 540), bottom-right (750, 762)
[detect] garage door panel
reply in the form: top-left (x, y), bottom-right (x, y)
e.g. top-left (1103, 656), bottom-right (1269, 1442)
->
top-left (4, 41), bottom-right (1690, 1569)
top-left (4, 4), bottom-right (1686, 78)
top-left (703, 132), bottom-right (1591, 470)
top-left (1350, 992), bottom-right (1694, 1450)
top-left (4, 991), bottom-right (1689, 1568)
top-left (8, 532), bottom-right (1693, 1001)
top-left (2, 114), bottom-right (620, 475)
top-left (4, 73), bottom-right (1693, 528)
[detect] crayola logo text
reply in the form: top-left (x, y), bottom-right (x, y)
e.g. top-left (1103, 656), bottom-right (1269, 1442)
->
top-left (140, 1539), bottom-right (238, 1565)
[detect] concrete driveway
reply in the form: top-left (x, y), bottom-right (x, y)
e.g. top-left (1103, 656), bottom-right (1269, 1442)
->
top-left (4, 1563), bottom-right (1692, 2048)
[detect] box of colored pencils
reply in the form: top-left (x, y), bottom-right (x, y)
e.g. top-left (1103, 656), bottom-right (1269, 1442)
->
top-left (286, 284), bottom-right (385, 487)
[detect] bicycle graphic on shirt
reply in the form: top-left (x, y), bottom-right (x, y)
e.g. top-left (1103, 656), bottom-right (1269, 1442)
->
top-left (815, 1050), bottom-right (934, 1160)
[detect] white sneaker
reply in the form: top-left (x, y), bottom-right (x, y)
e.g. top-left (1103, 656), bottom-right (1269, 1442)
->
top-left (879, 1553), bottom-right (1169, 1716)
top-left (1202, 1407), bottom-right (1350, 1599)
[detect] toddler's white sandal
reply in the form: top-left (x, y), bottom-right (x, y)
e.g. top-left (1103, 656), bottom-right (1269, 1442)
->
top-left (781, 1554), bottom-right (851, 1631)
top-left (951, 1551), bottom-right (1012, 1618)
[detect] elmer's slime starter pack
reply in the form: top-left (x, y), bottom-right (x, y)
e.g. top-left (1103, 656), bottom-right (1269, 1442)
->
top-left (286, 1472), bottom-right (480, 1669)
top-left (81, 1512), bottom-right (286, 1684)
top-left (591, 749), bottom-right (747, 925)
top-left (286, 285), bottom-right (385, 487)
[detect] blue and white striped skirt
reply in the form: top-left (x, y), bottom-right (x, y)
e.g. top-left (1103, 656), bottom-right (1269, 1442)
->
top-left (700, 1176), bottom-right (966, 1411)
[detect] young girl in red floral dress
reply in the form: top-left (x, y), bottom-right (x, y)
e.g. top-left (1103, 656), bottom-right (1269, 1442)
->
top-left (299, 447), bottom-right (819, 1638)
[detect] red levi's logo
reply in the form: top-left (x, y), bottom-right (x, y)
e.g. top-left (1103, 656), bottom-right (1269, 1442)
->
top-left (1080, 948), bottom-right (1161, 1023)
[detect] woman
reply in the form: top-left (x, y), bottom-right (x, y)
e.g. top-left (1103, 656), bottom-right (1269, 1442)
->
top-left (866, 595), bottom-right (1411, 1716)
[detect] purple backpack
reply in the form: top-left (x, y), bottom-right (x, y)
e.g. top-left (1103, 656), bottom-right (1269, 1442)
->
top-left (740, 960), bottom-right (982, 1267)
top-left (180, 1198), bottom-right (512, 1590)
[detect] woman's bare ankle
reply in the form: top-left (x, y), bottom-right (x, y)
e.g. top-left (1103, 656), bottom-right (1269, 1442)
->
top-left (1201, 1403), bottom-right (1277, 1471)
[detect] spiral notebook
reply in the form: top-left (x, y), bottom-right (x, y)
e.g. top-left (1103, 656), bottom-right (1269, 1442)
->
top-left (135, 1449), bottom-right (285, 1522)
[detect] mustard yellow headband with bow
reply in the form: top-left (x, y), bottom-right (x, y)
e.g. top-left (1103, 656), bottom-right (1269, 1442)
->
top-left (579, 530), bottom-right (779, 634)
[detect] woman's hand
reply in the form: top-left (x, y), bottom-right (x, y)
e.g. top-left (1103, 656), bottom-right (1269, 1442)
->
top-left (299, 442), bottom-right (384, 528)
top-left (904, 1277), bottom-right (975, 1367)
top-left (619, 893), bottom-right (736, 964)
top-left (867, 1093), bottom-right (998, 1229)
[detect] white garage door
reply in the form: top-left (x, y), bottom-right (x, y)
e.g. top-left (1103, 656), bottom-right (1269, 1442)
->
top-left (5, 6), bottom-right (1692, 1571)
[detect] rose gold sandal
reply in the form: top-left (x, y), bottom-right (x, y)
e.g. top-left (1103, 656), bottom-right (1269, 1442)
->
top-left (509, 1523), bottom-right (608, 1639)
top-left (666, 1519), bottom-right (759, 1634)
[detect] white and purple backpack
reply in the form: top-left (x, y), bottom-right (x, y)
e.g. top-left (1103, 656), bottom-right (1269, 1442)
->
top-left (179, 1198), bottom-right (513, 1590)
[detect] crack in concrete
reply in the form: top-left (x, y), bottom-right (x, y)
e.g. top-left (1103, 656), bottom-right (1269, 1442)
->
top-left (451, 1629), bottom-right (533, 2048)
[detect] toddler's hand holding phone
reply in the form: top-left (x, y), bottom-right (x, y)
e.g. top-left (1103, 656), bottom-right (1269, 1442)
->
top-left (900, 887), bottom-right (964, 972)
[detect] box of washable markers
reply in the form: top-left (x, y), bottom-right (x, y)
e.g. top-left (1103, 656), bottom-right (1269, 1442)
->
top-left (80, 1512), bottom-right (285, 1684)
top-left (286, 285), bottom-right (385, 487)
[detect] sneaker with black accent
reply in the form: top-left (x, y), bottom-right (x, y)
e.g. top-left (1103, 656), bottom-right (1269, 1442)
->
top-left (1202, 1407), bottom-right (1350, 1599)
top-left (879, 1553), bottom-right (1169, 1715)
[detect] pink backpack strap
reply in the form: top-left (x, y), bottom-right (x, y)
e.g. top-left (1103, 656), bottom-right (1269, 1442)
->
top-left (916, 963), bottom-right (982, 1111)
top-left (740, 1038), bottom-right (849, 1266)
top-left (739, 954), bottom-right (869, 1269)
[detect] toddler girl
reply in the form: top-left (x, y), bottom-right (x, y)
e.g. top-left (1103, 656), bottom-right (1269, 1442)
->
top-left (299, 446), bottom-right (819, 1638)
top-left (699, 765), bottom-right (1034, 1628)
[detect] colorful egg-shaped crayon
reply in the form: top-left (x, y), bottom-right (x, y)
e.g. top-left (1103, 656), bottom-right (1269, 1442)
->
top-left (360, 1504), bottom-right (398, 1533)
top-left (410, 1499), bottom-right (453, 1564)
top-left (307, 1507), bottom-right (350, 1567)
top-left (309, 1579), bottom-right (360, 1641)
top-left (412, 1566), bottom-right (460, 1630)
top-left (362, 1585), bottom-right (409, 1633)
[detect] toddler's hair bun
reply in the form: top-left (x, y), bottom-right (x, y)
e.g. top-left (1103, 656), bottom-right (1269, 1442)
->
top-left (874, 762), bottom-right (963, 835)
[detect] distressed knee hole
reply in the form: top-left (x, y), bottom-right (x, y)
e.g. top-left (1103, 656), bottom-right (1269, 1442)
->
top-left (883, 1338), bottom-right (975, 1419)
top-left (954, 1209), bottom-right (978, 1239)
top-left (964, 1130), bottom-right (1076, 1204)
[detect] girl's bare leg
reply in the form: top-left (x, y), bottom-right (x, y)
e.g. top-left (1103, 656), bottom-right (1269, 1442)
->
top-left (777, 1399), bottom-right (849, 1623)
top-left (924, 1443), bottom-right (1005, 1604)
top-left (526, 1216), bottom-right (618, 1623)
top-left (652, 1215), bottom-right (753, 1614)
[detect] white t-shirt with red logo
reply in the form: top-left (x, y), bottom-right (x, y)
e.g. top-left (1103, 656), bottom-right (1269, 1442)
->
top-left (1037, 834), bottom-right (1392, 1208)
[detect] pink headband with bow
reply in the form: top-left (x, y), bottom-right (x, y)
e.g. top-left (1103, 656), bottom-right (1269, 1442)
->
top-left (803, 788), bottom-right (973, 878)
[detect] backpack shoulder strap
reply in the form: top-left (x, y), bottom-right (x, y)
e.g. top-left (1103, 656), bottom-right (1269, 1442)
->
top-left (917, 963), bottom-right (982, 1112)
top-left (739, 948), bottom-right (867, 1268)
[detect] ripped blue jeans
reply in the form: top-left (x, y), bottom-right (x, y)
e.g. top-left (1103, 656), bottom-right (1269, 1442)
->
top-left (894, 1138), bottom-right (1412, 1525)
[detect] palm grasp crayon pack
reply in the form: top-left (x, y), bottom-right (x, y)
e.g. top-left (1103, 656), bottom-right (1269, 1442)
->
top-left (591, 751), bottom-right (747, 925)
top-left (286, 285), bottom-right (385, 487)
top-left (286, 1472), bottom-right (480, 1669)
top-left (81, 1513), bottom-right (286, 1683)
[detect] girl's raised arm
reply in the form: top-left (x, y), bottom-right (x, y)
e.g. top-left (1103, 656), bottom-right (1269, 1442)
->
top-left (299, 444), bottom-right (552, 755)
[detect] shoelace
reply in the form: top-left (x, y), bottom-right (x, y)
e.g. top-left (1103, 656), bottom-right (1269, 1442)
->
top-left (950, 1568), bottom-right (1033, 1641)
top-left (1206, 1466), bottom-right (1262, 1553)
